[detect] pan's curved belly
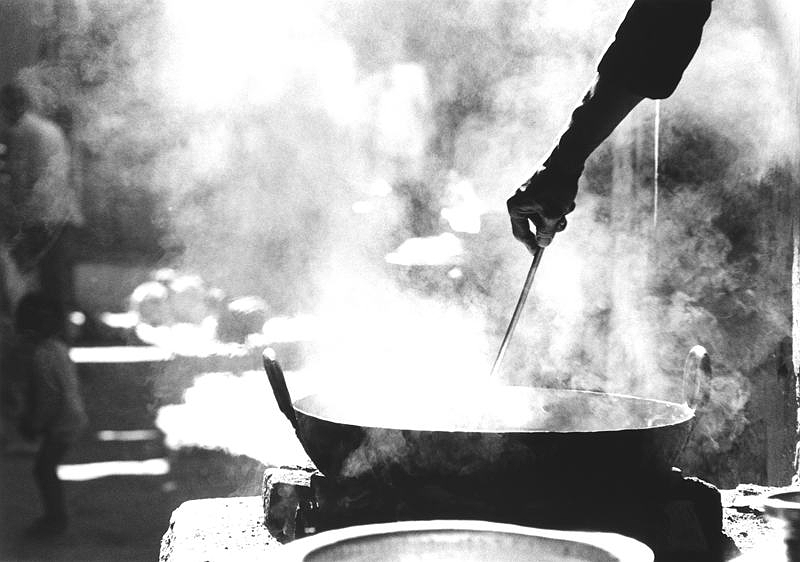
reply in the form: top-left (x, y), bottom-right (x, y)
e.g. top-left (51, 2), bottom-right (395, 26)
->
top-left (291, 386), bottom-right (695, 482)
top-left (294, 385), bottom-right (694, 433)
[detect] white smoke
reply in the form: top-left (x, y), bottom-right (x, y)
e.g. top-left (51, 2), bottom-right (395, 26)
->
top-left (19, 0), bottom-right (795, 487)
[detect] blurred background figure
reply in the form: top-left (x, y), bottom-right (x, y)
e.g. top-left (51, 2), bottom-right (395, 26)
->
top-left (0, 81), bottom-right (83, 318)
top-left (14, 291), bottom-right (87, 537)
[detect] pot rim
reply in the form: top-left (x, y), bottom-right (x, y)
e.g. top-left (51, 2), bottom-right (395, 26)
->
top-left (276, 519), bottom-right (654, 561)
top-left (763, 489), bottom-right (800, 518)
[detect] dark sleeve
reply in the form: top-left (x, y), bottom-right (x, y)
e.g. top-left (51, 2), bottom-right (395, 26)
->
top-left (597, 0), bottom-right (712, 99)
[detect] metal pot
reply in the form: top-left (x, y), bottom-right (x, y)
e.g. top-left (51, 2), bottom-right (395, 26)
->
top-left (275, 520), bottom-right (654, 561)
top-left (761, 490), bottom-right (800, 561)
top-left (264, 348), bottom-right (707, 488)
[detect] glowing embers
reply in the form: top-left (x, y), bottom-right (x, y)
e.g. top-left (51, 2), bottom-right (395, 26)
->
top-left (57, 458), bottom-right (170, 481)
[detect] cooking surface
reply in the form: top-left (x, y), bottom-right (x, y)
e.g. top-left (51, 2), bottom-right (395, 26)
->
top-left (293, 386), bottom-right (693, 433)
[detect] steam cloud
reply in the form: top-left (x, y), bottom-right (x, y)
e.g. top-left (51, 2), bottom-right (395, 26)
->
top-left (19, 0), bottom-right (797, 487)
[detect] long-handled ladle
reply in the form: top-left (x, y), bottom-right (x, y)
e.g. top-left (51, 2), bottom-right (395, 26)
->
top-left (489, 246), bottom-right (545, 378)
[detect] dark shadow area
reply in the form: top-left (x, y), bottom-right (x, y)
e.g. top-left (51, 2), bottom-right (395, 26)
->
top-left (1, 439), bottom-right (265, 562)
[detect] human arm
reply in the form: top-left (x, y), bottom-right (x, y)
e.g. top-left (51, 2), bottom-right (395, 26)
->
top-left (508, 0), bottom-right (713, 252)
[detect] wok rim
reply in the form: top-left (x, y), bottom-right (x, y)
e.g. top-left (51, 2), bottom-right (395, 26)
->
top-left (292, 386), bottom-right (695, 434)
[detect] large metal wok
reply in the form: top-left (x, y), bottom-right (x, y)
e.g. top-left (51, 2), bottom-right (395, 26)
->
top-left (264, 349), bottom-right (705, 489)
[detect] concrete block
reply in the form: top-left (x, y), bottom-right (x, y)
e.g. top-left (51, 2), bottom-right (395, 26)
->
top-left (159, 497), bottom-right (279, 562)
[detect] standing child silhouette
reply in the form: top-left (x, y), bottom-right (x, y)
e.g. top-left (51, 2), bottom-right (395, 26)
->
top-left (15, 292), bottom-right (87, 536)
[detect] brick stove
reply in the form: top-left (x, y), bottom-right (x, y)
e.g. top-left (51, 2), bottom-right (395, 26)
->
top-left (262, 465), bottom-right (731, 562)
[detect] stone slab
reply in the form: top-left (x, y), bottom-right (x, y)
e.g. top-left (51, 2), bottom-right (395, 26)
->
top-left (721, 483), bottom-right (790, 560)
top-left (160, 497), bottom-right (280, 562)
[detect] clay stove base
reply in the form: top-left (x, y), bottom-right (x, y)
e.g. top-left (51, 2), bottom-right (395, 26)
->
top-left (262, 466), bottom-right (732, 562)
top-left (156, 485), bottom-right (783, 561)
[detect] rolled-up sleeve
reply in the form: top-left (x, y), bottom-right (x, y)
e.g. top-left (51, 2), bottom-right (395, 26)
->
top-left (597, 0), bottom-right (713, 99)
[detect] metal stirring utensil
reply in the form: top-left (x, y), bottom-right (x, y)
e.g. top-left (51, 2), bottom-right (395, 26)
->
top-left (490, 246), bottom-right (545, 378)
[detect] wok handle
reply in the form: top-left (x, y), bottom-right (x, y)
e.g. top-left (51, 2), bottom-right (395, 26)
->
top-left (683, 345), bottom-right (711, 409)
top-left (263, 350), bottom-right (298, 430)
